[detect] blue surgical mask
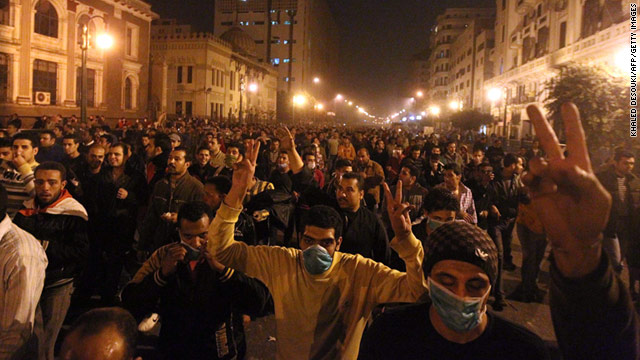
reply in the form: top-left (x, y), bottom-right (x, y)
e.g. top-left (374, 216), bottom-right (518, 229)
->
top-left (180, 240), bottom-right (202, 262)
top-left (428, 277), bottom-right (489, 332)
top-left (302, 245), bottom-right (333, 275)
top-left (428, 217), bottom-right (445, 231)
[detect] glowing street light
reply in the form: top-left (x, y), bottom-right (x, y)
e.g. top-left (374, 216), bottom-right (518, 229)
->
top-left (615, 48), bottom-right (631, 74)
top-left (293, 94), bottom-right (307, 106)
top-left (81, 19), bottom-right (112, 124)
top-left (96, 33), bottom-right (114, 49)
top-left (429, 105), bottom-right (441, 116)
top-left (358, 107), bottom-right (366, 113)
top-left (449, 100), bottom-right (461, 111)
top-left (247, 83), bottom-right (258, 93)
top-left (313, 77), bottom-right (321, 84)
top-left (487, 87), bottom-right (503, 102)
top-left (348, 101), bottom-right (353, 106)
top-left (336, 94), bottom-right (343, 100)
top-left (315, 103), bottom-right (324, 111)
top-left (416, 91), bottom-right (423, 98)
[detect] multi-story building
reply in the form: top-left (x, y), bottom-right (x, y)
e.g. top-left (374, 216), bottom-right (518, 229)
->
top-left (424, 8), bottom-right (495, 106)
top-left (0, 0), bottom-right (157, 122)
top-left (213, 0), bottom-right (339, 99)
top-left (150, 22), bottom-right (278, 122)
top-left (485, 0), bottom-right (628, 138)
top-left (449, 18), bottom-right (495, 110)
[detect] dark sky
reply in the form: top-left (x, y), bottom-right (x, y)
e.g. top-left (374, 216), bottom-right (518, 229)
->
top-left (148, 0), bottom-right (495, 116)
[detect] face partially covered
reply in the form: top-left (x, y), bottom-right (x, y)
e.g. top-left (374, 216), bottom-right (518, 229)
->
top-left (179, 215), bottom-right (210, 250)
top-left (300, 225), bottom-right (342, 258)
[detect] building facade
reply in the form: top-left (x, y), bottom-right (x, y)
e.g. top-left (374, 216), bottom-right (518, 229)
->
top-left (213, 0), bottom-right (339, 99)
top-left (0, 0), bottom-right (157, 122)
top-left (485, 0), bottom-right (628, 138)
top-left (150, 23), bottom-right (278, 122)
top-left (424, 8), bottom-right (495, 106)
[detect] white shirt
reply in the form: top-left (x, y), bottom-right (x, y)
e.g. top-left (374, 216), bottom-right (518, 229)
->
top-left (0, 214), bottom-right (47, 359)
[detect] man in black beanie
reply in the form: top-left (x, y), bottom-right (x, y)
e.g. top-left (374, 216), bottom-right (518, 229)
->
top-left (359, 220), bottom-right (549, 360)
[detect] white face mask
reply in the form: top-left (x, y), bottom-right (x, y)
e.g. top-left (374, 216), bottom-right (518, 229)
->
top-left (307, 161), bottom-right (316, 170)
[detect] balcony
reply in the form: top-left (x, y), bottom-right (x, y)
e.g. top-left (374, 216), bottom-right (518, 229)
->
top-left (516, 0), bottom-right (535, 15)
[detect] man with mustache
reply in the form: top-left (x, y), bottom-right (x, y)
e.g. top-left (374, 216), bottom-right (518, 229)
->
top-left (138, 147), bottom-right (204, 259)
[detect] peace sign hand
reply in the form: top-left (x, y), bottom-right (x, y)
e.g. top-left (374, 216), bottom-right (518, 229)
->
top-left (275, 126), bottom-right (295, 151)
top-left (524, 103), bottom-right (611, 277)
top-left (232, 139), bottom-right (260, 190)
top-left (384, 182), bottom-right (413, 238)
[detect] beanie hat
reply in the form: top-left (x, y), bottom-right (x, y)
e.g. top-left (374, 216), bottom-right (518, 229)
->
top-left (423, 221), bottom-right (498, 286)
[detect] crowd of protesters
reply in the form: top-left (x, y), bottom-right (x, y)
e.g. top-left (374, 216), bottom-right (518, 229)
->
top-left (0, 102), bottom-right (638, 360)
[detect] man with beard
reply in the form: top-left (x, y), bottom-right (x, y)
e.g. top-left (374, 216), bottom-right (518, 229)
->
top-left (14, 162), bottom-right (89, 360)
top-left (93, 143), bottom-right (147, 305)
top-left (145, 133), bottom-right (172, 190)
top-left (138, 147), bottom-right (204, 258)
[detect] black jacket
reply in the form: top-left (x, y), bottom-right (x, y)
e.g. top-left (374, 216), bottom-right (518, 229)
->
top-left (596, 168), bottom-right (640, 236)
top-left (122, 245), bottom-right (272, 360)
top-left (339, 206), bottom-right (390, 265)
top-left (14, 192), bottom-right (89, 287)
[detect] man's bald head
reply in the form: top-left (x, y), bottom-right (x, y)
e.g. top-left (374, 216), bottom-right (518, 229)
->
top-left (59, 307), bottom-right (139, 360)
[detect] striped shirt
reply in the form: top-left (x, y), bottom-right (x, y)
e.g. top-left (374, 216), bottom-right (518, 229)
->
top-left (244, 178), bottom-right (274, 205)
top-left (0, 160), bottom-right (37, 218)
top-left (0, 214), bottom-right (48, 359)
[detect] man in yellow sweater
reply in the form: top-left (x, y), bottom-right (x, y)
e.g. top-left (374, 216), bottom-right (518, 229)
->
top-left (207, 139), bottom-right (428, 360)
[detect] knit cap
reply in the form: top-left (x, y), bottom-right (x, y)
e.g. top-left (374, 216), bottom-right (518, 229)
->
top-left (423, 221), bottom-right (498, 286)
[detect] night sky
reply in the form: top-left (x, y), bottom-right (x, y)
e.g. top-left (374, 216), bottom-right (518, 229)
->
top-left (148, 0), bottom-right (495, 116)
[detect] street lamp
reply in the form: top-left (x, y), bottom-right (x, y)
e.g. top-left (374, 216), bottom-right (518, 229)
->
top-left (292, 94), bottom-right (307, 124)
top-left (449, 100), bottom-right (462, 111)
top-left (348, 101), bottom-right (353, 106)
top-left (487, 87), bottom-right (507, 136)
top-left (248, 83), bottom-right (258, 93)
top-left (416, 91), bottom-right (423, 98)
top-left (313, 77), bottom-right (321, 84)
top-left (429, 105), bottom-right (441, 116)
top-left (81, 17), bottom-right (112, 124)
top-left (336, 94), bottom-right (343, 100)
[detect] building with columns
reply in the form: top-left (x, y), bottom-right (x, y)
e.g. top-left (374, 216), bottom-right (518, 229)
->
top-left (150, 21), bottom-right (278, 122)
top-left (485, 0), bottom-right (628, 138)
top-left (0, 0), bottom-right (157, 122)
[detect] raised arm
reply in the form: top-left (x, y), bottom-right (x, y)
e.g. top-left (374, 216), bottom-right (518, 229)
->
top-left (276, 126), bottom-right (304, 174)
top-left (525, 103), bottom-right (638, 359)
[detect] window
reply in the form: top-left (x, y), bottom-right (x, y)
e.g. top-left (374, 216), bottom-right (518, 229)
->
top-left (283, 40), bottom-right (296, 44)
top-left (1, 0), bottom-right (10, 26)
top-left (34, 0), bottom-right (58, 38)
top-left (537, 4), bottom-right (542, 17)
top-left (33, 59), bottom-right (57, 104)
top-left (254, 21), bottom-right (265, 25)
top-left (175, 101), bottom-right (182, 115)
top-left (0, 53), bottom-right (7, 103)
top-left (185, 101), bottom-right (192, 115)
top-left (124, 77), bottom-right (133, 109)
top-left (271, 39), bottom-right (280, 44)
top-left (76, 67), bottom-right (95, 107)
top-left (187, 66), bottom-right (193, 83)
top-left (271, 21), bottom-right (278, 25)
top-left (502, 0), bottom-right (506, 10)
top-left (221, 21), bottom-right (233, 26)
top-left (272, 58), bottom-right (280, 65)
top-left (559, 21), bottom-right (567, 48)
top-left (126, 27), bottom-right (133, 56)
top-left (177, 66), bottom-right (183, 83)
top-left (255, 40), bottom-right (264, 44)
top-left (230, 71), bottom-right (235, 90)
top-left (502, 25), bottom-right (505, 43)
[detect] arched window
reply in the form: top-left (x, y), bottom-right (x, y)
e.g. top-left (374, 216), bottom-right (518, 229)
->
top-left (77, 15), bottom-right (95, 47)
top-left (34, 0), bottom-right (58, 38)
top-left (124, 77), bottom-right (133, 109)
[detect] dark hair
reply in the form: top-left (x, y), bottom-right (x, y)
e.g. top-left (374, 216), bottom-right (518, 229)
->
top-left (196, 145), bottom-right (210, 155)
top-left (443, 163), bottom-right (462, 175)
top-left (41, 129), bottom-right (56, 138)
top-left (429, 154), bottom-right (440, 162)
top-left (334, 159), bottom-right (352, 170)
top-left (341, 172), bottom-right (364, 191)
top-left (303, 152), bottom-right (316, 161)
top-left (204, 176), bottom-right (231, 195)
top-left (66, 307), bottom-right (137, 360)
top-left (110, 143), bottom-right (130, 157)
top-left (62, 133), bottom-right (81, 144)
top-left (303, 205), bottom-right (343, 239)
top-left (100, 134), bottom-right (116, 145)
top-left (35, 161), bottom-right (67, 181)
top-left (0, 137), bottom-right (11, 148)
top-left (357, 147), bottom-right (369, 155)
top-left (614, 150), bottom-right (635, 161)
top-left (446, 140), bottom-right (457, 147)
top-left (503, 153), bottom-right (518, 167)
top-left (227, 142), bottom-right (246, 156)
top-left (423, 187), bottom-right (460, 213)
top-left (154, 133), bottom-right (172, 153)
top-left (12, 132), bottom-right (38, 148)
top-left (177, 201), bottom-right (212, 226)
top-left (0, 185), bottom-right (7, 218)
top-left (172, 146), bottom-right (193, 163)
top-left (472, 146), bottom-right (485, 153)
top-left (402, 164), bottom-right (420, 178)
top-left (410, 145), bottom-right (421, 153)
top-left (8, 119), bottom-right (21, 129)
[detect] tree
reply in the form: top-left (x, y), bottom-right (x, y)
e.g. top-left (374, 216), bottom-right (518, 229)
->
top-left (545, 63), bottom-right (629, 152)
top-left (448, 110), bottom-right (494, 131)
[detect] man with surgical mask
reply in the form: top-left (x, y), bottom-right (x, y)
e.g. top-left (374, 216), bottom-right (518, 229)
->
top-left (123, 201), bottom-right (271, 360)
top-left (359, 220), bottom-right (549, 359)
top-left (208, 139), bottom-right (427, 360)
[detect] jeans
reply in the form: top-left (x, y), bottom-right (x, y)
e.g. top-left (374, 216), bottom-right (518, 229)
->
top-left (35, 282), bottom-right (74, 360)
top-left (517, 224), bottom-right (547, 296)
top-left (488, 218), bottom-right (516, 300)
